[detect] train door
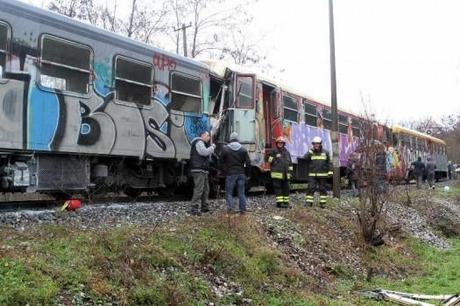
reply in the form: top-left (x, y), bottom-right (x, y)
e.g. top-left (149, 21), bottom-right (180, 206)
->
top-left (231, 74), bottom-right (256, 143)
top-left (262, 83), bottom-right (276, 148)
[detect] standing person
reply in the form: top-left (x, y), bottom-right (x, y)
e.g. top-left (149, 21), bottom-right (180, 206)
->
top-left (219, 132), bottom-right (251, 214)
top-left (411, 157), bottom-right (425, 189)
top-left (426, 156), bottom-right (436, 189)
top-left (189, 131), bottom-right (215, 216)
top-left (304, 137), bottom-right (333, 208)
top-left (448, 161), bottom-right (453, 180)
top-left (268, 137), bottom-right (293, 208)
top-left (347, 152), bottom-right (361, 197)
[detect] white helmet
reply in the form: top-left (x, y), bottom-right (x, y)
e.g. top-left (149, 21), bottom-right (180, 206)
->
top-left (312, 136), bottom-right (322, 144)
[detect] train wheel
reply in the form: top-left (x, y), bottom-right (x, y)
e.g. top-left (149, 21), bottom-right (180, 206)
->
top-left (123, 186), bottom-right (142, 199)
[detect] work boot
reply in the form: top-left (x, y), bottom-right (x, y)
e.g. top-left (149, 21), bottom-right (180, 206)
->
top-left (188, 210), bottom-right (201, 216)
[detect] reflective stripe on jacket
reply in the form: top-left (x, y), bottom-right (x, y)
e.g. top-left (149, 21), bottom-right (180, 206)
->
top-left (268, 147), bottom-right (292, 180)
top-left (303, 148), bottom-right (333, 177)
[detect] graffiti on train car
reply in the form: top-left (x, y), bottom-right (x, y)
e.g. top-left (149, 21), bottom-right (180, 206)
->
top-left (153, 53), bottom-right (177, 71)
top-left (0, 52), bottom-right (208, 160)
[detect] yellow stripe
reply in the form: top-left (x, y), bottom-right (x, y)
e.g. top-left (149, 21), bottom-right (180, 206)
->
top-left (311, 156), bottom-right (327, 160)
top-left (328, 171), bottom-right (333, 175)
top-left (288, 166), bottom-right (293, 171)
top-left (271, 172), bottom-right (283, 179)
top-left (316, 173), bottom-right (329, 177)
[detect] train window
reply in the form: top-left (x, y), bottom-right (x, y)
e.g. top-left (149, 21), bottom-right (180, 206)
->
top-left (170, 72), bottom-right (202, 113)
top-left (283, 95), bottom-right (298, 122)
top-left (40, 35), bottom-right (92, 94)
top-left (236, 76), bottom-right (254, 108)
top-left (338, 114), bottom-right (348, 133)
top-left (392, 134), bottom-right (399, 147)
top-left (304, 102), bottom-right (317, 127)
top-left (352, 118), bottom-right (361, 137)
top-left (115, 56), bottom-right (153, 105)
top-left (0, 22), bottom-right (10, 75)
top-left (322, 109), bottom-right (332, 130)
top-left (338, 114), bottom-right (348, 124)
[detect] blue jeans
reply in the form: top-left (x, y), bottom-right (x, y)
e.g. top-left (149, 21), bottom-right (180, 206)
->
top-left (225, 174), bottom-right (247, 212)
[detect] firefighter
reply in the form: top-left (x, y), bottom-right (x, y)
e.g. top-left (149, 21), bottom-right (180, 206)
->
top-left (304, 136), bottom-right (333, 208)
top-left (268, 136), bottom-right (293, 208)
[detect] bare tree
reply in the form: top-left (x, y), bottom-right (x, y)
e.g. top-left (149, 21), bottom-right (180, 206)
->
top-left (164, 0), bottom-right (266, 64)
top-left (354, 112), bottom-right (395, 246)
top-left (48, 0), bottom-right (170, 45)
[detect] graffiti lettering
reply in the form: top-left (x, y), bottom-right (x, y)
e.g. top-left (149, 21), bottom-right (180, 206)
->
top-left (153, 53), bottom-right (177, 71)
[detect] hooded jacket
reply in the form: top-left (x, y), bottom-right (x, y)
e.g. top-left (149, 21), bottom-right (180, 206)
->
top-left (219, 141), bottom-right (251, 176)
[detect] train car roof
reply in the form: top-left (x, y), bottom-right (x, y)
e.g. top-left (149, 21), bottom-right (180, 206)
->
top-left (1, 0), bottom-right (208, 71)
top-left (391, 125), bottom-right (446, 145)
top-left (204, 60), bottom-right (361, 118)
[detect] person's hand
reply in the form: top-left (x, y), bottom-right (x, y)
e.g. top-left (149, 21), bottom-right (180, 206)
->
top-left (211, 144), bottom-right (216, 149)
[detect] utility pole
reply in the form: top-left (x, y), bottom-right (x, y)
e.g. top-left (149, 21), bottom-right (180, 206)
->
top-left (174, 23), bottom-right (192, 57)
top-left (329, 0), bottom-right (340, 198)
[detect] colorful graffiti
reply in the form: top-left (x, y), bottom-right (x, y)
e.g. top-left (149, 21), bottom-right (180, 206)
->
top-left (153, 53), bottom-right (177, 71)
top-left (0, 55), bottom-right (208, 161)
top-left (284, 122), bottom-right (359, 166)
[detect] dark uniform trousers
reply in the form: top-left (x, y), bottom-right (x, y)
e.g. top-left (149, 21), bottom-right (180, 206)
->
top-left (272, 178), bottom-right (290, 207)
top-left (306, 177), bottom-right (328, 205)
top-left (268, 148), bottom-right (293, 208)
top-left (304, 150), bottom-right (332, 206)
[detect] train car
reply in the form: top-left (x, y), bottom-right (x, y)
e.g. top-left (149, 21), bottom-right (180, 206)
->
top-left (205, 61), bottom-right (377, 188)
top-left (389, 125), bottom-right (448, 180)
top-left (0, 0), bottom-right (211, 197)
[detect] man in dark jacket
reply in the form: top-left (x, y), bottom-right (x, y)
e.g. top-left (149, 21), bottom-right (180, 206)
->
top-left (268, 136), bottom-right (293, 208)
top-left (189, 130), bottom-right (216, 215)
top-left (426, 156), bottom-right (436, 189)
top-left (304, 136), bottom-right (333, 208)
top-left (411, 157), bottom-right (425, 189)
top-left (219, 132), bottom-right (251, 214)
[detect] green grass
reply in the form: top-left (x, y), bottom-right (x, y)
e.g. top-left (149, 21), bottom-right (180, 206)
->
top-left (0, 188), bottom-right (458, 305)
top-left (369, 238), bottom-right (460, 294)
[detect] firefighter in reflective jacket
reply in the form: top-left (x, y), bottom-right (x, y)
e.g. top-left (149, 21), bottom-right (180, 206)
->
top-left (304, 136), bottom-right (333, 207)
top-left (268, 137), bottom-right (293, 208)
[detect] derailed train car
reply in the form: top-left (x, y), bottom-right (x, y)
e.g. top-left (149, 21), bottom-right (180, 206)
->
top-left (206, 62), bottom-right (447, 188)
top-left (206, 61), bottom-right (371, 188)
top-left (0, 0), bottom-right (211, 196)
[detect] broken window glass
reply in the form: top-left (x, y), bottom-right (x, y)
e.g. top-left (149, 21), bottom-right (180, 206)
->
top-left (236, 76), bottom-right (254, 108)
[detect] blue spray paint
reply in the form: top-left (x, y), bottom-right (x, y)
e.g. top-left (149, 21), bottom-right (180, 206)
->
top-left (28, 86), bottom-right (59, 150)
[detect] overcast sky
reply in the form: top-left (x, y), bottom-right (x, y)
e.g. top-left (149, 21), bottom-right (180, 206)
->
top-left (250, 0), bottom-right (460, 123)
top-left (23, 0), bottom-right (460, 122)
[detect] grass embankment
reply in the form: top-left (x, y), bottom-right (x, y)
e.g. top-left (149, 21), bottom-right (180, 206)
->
top-left (0, 187), bottom-right (459, 305)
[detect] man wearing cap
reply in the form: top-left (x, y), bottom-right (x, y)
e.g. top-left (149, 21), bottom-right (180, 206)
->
top-left (189, 130), bottom-right (216, 216)
top-left (219, 132), bottom-right (251, 214)
top-left (303, 136), bottom-right (333, 208)
top-left (268, 137), bottom-right (293, 208)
